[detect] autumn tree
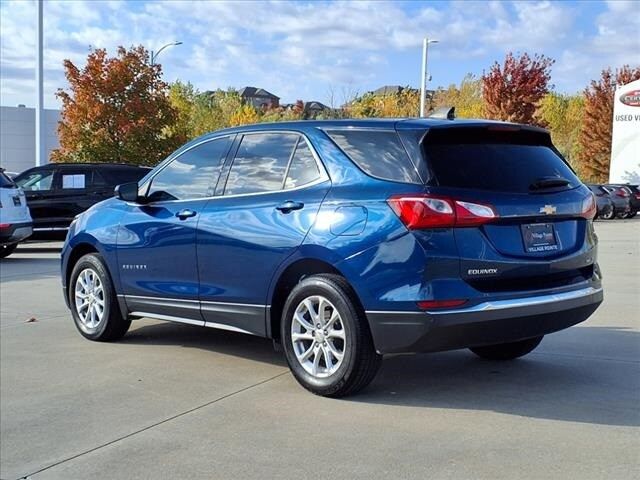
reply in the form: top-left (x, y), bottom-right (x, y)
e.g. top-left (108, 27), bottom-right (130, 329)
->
top-left (52, 46), bottom-right (179, 166)
top-left (432, 74), bottom-right (484, 118)
top-left (350, 87), bottom-right (420, 118)
top-left (538, 92), bottom-right (585, 171)
top-left (577, 65), bottom-right (640, 183)
top-left (482, 52), bottom-right (554, 125)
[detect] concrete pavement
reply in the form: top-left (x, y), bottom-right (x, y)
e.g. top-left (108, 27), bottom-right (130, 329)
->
top-left (1, 221), bottom-right (638, 480)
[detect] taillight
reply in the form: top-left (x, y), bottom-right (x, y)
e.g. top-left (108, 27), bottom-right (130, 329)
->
top-left (0, 223), bottom-right (11, 229)
top-left (387, 194), bottom-right (497, 229)
top-left (635, 194), bottom-right (640, 200)
top-left (581, 193), bottom-right (597, 220)
top-left (616, 189), bottom-right (629, 197)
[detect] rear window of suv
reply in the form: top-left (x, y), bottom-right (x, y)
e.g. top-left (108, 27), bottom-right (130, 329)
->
top-left (423, 127), bottom-right (581, 193)
top-left (326, 130), bottom-right (421, 184)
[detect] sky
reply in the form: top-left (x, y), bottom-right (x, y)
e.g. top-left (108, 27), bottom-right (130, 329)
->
top-left (1, 0), bottom-right (639, 109)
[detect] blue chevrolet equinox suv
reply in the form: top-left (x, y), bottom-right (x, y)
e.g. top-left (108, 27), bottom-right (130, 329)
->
top-left (61, 119), bottom-right (603, 397)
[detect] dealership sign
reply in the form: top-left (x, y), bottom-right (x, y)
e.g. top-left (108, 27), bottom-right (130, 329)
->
top-left (609, 79), bottom-right (640, 184)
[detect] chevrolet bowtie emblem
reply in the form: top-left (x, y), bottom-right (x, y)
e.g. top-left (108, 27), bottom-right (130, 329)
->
top-left (540, 205), bottom-right (557, 215)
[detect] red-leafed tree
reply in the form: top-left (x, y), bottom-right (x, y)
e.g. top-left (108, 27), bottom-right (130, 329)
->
top-left (482, 52), bottom-right (554, 126)
top-left (52, 46), bottom-right (180, 166)
top-left (577, 65), bottom-right (640, 183)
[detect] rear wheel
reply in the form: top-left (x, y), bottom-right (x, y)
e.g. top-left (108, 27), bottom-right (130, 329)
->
top-left (0, 243), bottom-right (18, 259)
top-left (281, 274), bottom-right (381, 397)
top-left (600, 208), bottom-right (615, 220)
top-left (627, 211), bottom-right (637, 218)
top-left (69, 253), bottom-right (130, 341)
top-left (470, 336), bottom-right (543, 361)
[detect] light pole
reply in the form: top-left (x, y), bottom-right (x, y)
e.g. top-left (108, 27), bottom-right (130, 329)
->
top-left (150, 41), bottom-right (183, 65)
top-left (35, 0), bottom-right (44, 166)
top-left (419, 37), bottom-right (438, 117)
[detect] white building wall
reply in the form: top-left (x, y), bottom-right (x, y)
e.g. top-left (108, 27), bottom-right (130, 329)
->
top-left (0, 106), bottom-right (60, 174)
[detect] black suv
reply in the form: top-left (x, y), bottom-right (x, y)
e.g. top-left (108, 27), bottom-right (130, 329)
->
top-left (14, 163), bottom-right (150, 236)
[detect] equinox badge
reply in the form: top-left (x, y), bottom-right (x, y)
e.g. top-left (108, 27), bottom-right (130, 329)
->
top-left (539, 205), bottom-right (557, 215)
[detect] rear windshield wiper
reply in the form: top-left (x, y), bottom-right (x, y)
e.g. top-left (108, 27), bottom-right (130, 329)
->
top-left (529, 177), bottom-right (571, 190)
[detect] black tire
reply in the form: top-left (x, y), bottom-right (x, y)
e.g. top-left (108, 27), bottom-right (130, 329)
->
top-left (616, 212), bottom-right (629, 219)
top-left (628, 211), bottom-right (637, 218)
top-left (470, 336), bottom-right (543, 361)
top-left (600, 208), bottom-right (615, 220)
top-left (281, 274), bottom-right (381, 397)
top-left (0, 243), bottom-right (18, 259)
top-left (69, 253), bottom-right (130, 341)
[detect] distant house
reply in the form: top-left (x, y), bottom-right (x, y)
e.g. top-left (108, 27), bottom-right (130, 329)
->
top-left (239, 87), bottom-right (280, 109)
top-left (371, 85), bottom-right (418, 96)
top-left (303, 101), bottom-right (331, 115)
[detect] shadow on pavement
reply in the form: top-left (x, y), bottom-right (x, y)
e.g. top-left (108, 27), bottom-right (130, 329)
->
top-left (122, 321), bottom-right (287, 368)
top-left (123, 322), bottom-right (639, 428)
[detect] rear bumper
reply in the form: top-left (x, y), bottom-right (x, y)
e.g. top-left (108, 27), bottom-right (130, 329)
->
top-left (0, 222), bottom-right (33, 246)
top-left (366, 286), bottom-right (603, 354)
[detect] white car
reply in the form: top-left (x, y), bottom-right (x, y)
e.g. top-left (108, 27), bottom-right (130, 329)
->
top-left (0, 169), bottom-right (32, 258)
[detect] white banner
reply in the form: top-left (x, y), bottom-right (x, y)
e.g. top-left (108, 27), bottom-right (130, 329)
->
top-left (609, 78), bottom-right (640, 184)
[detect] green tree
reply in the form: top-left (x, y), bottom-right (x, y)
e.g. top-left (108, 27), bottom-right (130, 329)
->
top-left (538, 92), bottom-right (585, 172)
top-left (52, 45), bottom-right (179, 166)
top-left (432, 74), bottom-right (484, 118)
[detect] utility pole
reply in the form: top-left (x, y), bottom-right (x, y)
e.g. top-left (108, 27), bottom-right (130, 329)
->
top-left (35, 0), bottom-right (45, 166)
top-left (150, 41), bottom-right (183, 65)
top-left (419, 37), bottom-right (438, 118)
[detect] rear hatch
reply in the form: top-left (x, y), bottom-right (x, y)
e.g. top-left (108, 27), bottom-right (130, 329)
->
top-left (410, 124), bottom-right (596, 293)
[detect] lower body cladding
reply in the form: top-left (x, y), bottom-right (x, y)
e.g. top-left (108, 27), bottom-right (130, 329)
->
top-left (118, 294), bottom-right (265, 336)
top-left (366, 285), bottom-right (603, 354)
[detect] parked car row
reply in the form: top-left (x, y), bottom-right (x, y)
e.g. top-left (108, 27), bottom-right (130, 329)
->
top-left (587, 184), bottom-right (640, 219)
top-left (0, 164), bottom-right (150, 257)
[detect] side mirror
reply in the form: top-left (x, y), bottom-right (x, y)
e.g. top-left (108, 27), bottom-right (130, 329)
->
top-left (115, 182), bottom-right (139, 202)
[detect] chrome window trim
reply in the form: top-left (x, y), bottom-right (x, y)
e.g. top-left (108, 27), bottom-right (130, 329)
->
top-left (136, 131), bottom-right (329, 206)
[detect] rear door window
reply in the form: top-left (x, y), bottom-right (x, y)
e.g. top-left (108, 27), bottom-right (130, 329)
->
top-left (326, 130), bottom-right (421, 184)
top-left (224, 133), bottom-right (298, 195)
top-left (423, 128), bottom-right (580, 193)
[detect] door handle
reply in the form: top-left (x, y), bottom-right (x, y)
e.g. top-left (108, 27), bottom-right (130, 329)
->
top-left (176, 209), bottom-right (197, 220)
top-left (276, 201), bottom-right (304, 213)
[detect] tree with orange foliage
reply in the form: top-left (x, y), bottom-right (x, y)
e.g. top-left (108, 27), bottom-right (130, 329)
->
top-left (577, 65), bottom-right (640, 183)
top-left (52, 46), bottom-right (179, 166)
top-left (482, 52), bottom-right (554, 126)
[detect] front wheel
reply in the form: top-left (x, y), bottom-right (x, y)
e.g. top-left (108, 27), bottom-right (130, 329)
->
top-left (281, 274), bottom-right (381, 397)
top-left (0, 243), bottom-right (18, 259)
top-left (470, 336), bottom-right (543, 361)
top-left (69, 253), bottom-right (131, 341)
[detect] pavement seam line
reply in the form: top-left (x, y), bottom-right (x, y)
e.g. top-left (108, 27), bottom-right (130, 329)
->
top-left (17, 370), bottom-right (290, 480)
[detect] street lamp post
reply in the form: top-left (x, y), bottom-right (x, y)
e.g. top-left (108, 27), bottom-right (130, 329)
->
top-left (419, 37), bottom-right (439, 118)
top-left (150, 41), bottom-right (183, 65)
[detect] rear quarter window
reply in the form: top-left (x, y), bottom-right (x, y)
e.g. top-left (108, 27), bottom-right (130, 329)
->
top-left (423, 127), bottom-right (581, 193)
top-left (326, 130), bottom-right (421, 184)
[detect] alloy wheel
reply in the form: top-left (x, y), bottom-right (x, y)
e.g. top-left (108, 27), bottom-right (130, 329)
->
top-left (74, 268), bottom-right (105, 329)
top-left (290, 295), bottom-right (346, 378)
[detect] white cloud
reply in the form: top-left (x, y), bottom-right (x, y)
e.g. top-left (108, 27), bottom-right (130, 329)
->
top-left (1, 0), bottom-right (638, 108)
